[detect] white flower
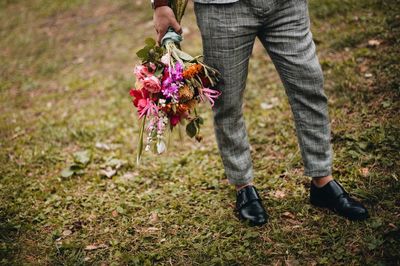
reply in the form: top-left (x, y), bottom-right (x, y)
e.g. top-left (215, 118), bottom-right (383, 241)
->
top-left (161, 53), bottom-right (171, 65)
top-left (156, 140), bottom-right (166, 154)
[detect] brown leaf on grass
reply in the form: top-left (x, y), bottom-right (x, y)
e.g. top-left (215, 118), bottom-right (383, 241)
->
top-left (364, 73), bottom-right (373, 78)
top-left (62, 229), bottom-right (72, 236)
top-left (149, 212), bottom-right (159, 223)
top-left (85, 245), bottom-right (97, 251)
top-left (145, 227), bottom-right (160, 233)
top-left (359, 64), bottom-right (369, 73)
top-left (360, 167), bottom-right (369, 177)
top-left (287, 219), bottom-right (302, 226)
top-left (367, 39), bottom-right (382, 47)
top-left (100, 167), bottom-right (117, 178)
top-left (273, 190), bottom-right (286, 199)
top-left (388, 223), bottom-right (397, 229)
top-left (84, 243), bottom-right (108, 251)
top-left (111, 210), bottom-right (118, 217)
top-left (282, 211), bottom-right (296, 219)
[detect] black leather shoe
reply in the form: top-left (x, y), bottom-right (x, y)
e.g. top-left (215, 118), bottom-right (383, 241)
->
top-left (236, 185), bottom-right (268, 226)
top-left (310, 180), bottom-right (369, 221)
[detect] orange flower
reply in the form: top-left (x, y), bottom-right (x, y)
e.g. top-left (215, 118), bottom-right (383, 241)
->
top-left (182, 64), bottom-right (203, 79)
top-left (178, 85), bottom-right (194, 101)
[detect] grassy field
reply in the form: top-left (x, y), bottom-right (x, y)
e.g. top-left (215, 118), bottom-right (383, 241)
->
top-left (1, 0), bottom-right (399, 265)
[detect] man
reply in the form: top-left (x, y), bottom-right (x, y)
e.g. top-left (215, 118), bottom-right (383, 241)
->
top-left (152, 0), bottom-right (369, 226)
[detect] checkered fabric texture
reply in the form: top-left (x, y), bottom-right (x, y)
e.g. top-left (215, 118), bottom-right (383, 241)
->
top-left (194, 0), bottom-right (333, 185)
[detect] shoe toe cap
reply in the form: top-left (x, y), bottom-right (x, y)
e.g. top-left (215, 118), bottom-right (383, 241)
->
top-left (342, 205), bottom-right (369, 221)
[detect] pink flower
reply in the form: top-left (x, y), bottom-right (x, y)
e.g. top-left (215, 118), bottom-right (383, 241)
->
top-left (161, 53), bottom-right (171, 65)
top-left (129, 88), bottom-right (158, 118)
top-left (142, 76), bottom-right (162, 93)
top-left (134, 64), bottom-right (155, 81)
top-left (137, 98), bottom-right (158, 119)
top-left (200, 88), bottom-right (221, 107)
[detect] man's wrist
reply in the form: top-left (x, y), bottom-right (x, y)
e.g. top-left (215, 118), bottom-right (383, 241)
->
top-left (151, 0), bottom-right (169, 9)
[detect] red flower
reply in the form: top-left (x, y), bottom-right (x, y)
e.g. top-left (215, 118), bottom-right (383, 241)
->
top-left (162, 68), bottom-right (170, 83)
top-left (129, 88), bottom-right (158, 118)
top-left (169, 114), bottom-right (181, 127)
top-left (130, 88), bottom-right (150, 107)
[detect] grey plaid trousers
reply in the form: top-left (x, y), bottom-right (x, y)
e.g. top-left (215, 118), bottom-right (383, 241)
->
top-left (194, 0), bottom-right (333, 185)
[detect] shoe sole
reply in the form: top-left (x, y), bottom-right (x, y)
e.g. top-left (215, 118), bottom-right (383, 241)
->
top-left (310, 200), bottom-right (369, 221)
top-left (235, 210), bottom-right (268, 226)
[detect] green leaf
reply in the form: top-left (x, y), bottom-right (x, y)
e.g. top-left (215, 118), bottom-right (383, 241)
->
top-left (196, 116), bottom-right (204, 125)
top-left (136, 47), bottom-right (150, 60)
top-left (116, 206), bottom-right (126, 214)
top-left (382, 100), bottom-right (391, 108)
top-left (144, 37), bottom-right (156, 48)
top-left (73, 150), bottom-right (91, 165)
top-left (60, 167), bottom-right (74, 178)
top-left (154, 65), bottom-right (164, 77)
top-left (186, 120), bottom-right (199, 138)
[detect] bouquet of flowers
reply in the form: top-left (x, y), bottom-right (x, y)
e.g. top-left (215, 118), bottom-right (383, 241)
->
top-left (130, 0), bottom-right (221, 164)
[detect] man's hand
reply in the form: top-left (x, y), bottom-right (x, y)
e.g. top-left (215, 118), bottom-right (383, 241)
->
top-left (153, 6), bottom-right (182, 45)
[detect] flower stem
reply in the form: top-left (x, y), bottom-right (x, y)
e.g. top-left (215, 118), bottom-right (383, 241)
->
top-left (136, 115), bottom-right (147, 165)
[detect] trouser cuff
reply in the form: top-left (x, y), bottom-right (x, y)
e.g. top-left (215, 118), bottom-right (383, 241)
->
top-left (305, 169), bottom-right (332, 178)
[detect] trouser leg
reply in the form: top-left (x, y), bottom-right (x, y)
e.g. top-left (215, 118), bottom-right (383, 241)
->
top-left (194, 2), bottom-right (259, 185)
top-left (257, 0), bottom-right (333, 177)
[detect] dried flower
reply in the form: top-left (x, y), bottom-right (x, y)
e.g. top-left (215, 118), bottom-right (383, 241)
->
top-left (178, 85), bottom-right (194, 101)
top-left (182, 64), bottom-right (203, 79)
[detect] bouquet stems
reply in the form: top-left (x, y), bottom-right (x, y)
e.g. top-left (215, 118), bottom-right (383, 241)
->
top-left (136, 115), bottom-right (147, 165)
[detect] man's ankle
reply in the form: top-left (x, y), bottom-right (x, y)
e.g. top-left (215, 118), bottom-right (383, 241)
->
top-left (235, 182), bottom-right (253, 191)
top-left (312, 175), bottom-right (333, 188)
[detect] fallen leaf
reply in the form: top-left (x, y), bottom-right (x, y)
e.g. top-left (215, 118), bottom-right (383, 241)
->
top-left (388, 223), bottom-right (397, 229)
top-left (361, 167), bottom-right (369, 177)
top-left (106, 158), bottom-right (126, 169)
top-left (116, 206), bottom-right (125, 215)
top-left (359, 64), bottom-right (368, 73)
top-left (74, 57), bottom-right (85, 64)
top-left (84, 245), bottom-right (98, 251)
top-left (119, 172), bottom-right (137, 182)
top-left (149, 212), bottom-right (159, 223)
top-left (260, 97), bottom-right (279, 110)
top-left (282, 211), bottom-right (296, 219)
top-left (73, 150), bottom-right (91, 165)
top-left (84, 244), bottom-right (108, 251)
top-left (62, 229), bottom-right (72, 236)
top-left (274, 190), bottom-right (286, 199)
top-left (364, 73), bottom-right (373, 78)
top-left (60, 167), bottom-right (74, 178)
top-left (260, 102), bottom-right (274, 110)
top-left (367, 39), bottom-right (382, 47)
top-left (100, 167), bottom-right (117, 178)
top-left (146, 227), bottom-right (160, 232)
top-left (112, 210), bottom-right (118, 217)
top-left (286, 219), bottom-right (301, 225)
top-left (95, 142), bottom-right (111, 150)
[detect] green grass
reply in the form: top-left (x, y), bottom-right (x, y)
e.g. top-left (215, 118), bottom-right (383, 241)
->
top-left (0, 0), bottom-right (399, 265)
